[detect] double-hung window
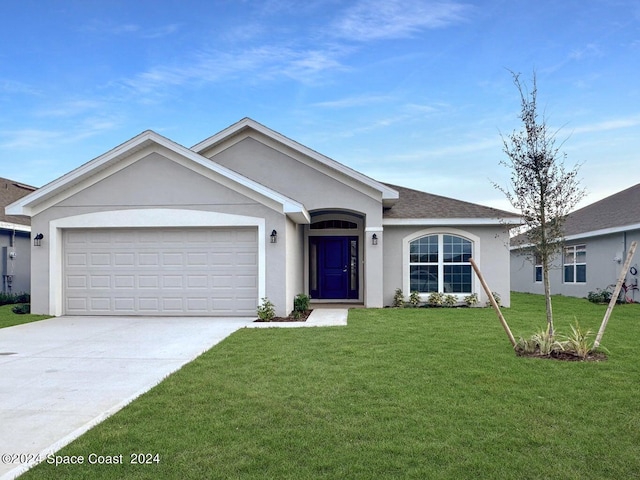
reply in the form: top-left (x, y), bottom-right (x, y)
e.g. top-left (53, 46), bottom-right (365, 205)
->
top-left (564, 245), bottom-right (586, 283)
top-left (409, 234), bottom-right (473, 293)
top-left (534, 254), bottom-right (543, 283)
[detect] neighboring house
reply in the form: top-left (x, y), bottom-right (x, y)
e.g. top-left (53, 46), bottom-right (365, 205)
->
top-left (0, 177), bottom-right (36, 294)
top-left (7, 118), bottom-right (519, 317)
top-left (511, 182), bottom-right (640, 300)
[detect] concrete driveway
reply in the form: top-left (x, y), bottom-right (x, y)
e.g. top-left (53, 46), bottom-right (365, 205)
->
top-left (0, 316), bottom-right (253, 479)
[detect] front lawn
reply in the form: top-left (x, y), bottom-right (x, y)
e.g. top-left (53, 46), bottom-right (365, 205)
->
top-left (22, 293), bottom-right (640, 479)
top-left (0, 304), bottom-right (51, 329)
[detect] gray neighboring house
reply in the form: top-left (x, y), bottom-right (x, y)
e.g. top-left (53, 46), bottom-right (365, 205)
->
top-left (7, 118), bottom-right (519, 317)
top-left (0, 177), bottom-right (36, 294)
top-left (511, 182), bottom-right (640, 300)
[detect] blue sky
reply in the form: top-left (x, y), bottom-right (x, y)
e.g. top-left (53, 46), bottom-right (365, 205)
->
top-left (1, 0), bottom-right (639, 212)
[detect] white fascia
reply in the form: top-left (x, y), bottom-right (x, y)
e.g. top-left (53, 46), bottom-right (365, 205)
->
top-left (510, 222), bottom-right (640, 250)
top-left (384, 217), bottom-right (522, 226)
top-left (0, 221), bottom-right (30, 233)
top-left (5, 130), bottom-right (309, 224)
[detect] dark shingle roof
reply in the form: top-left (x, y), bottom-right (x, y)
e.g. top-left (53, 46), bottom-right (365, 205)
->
top-left (0, 178), bottom-right (37, 226)
top-left (510, 182), bottom-right (640, 246)
top-left (562, 183), bottom-right (640, 236)
top-left (383, 183), bottom-right (518, 220)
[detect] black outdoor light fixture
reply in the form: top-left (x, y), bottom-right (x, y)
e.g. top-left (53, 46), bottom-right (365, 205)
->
top-left (270, 229), bottom-right (278, 243)
top-left (371, 233), bottom-right (378, 245)
top-left (33, 233), bottom-right (44, 247)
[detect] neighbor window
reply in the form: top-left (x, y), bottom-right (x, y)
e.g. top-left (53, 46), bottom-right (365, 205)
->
top-left (534, 254), bottom-right (542, 283)
top-left (409, 234), bottom-right (472, 293)
top-left (564, 245), bottom-right (586, 283)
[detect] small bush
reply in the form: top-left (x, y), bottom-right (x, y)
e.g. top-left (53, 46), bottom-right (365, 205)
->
top-left (587, 288), bottom-right (611, 304)
top-left (515, 325), bottom-right (564, 356)
top-left (464, 293), bottom-right (479, 307)
top-left (0, 292), bottom-right (30, 306)
top-left (409, 291), bottom-right (421, 308)
top-left (392, 288), bottom-right (405, 308)
top-left (559, 320), bottom-right (594, 359)
top-left (293, 293), bottom-right (310, 313)
top-left (485, 291), bottom-right (501, 307)
top-left (443, 294), bottom-right (457, 308)
top-left (257, 297), bottom-right (276, 321)
top-left (12, 304), bottom-right (30, 315)
top-left (427, 292), bottom-right (444, 307)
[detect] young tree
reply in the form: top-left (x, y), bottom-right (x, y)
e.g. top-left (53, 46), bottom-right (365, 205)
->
top-left (496, 72), bottom-right (585, 336)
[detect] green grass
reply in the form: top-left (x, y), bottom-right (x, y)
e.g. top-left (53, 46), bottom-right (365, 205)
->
top-left (0, 304), bottom-right (51, 329)
top-left (21, 293), bottom-right (640, 479)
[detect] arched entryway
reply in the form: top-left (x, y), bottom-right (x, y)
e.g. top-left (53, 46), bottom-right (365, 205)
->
top-left (306, 211), bottom-right (363, 302)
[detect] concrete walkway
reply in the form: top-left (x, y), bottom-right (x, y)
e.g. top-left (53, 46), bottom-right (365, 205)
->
top-left (0, 309), bottom-right (347, 479)
top-left (246, 308), bottom-right (348, 328)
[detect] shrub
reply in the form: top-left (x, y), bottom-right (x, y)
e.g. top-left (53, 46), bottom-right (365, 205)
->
top-left (257, 297), bottom-right (276, 321)
top-left (392, 288), bottom-right (405, 308)
top-left (12, 304), bottom-right (30, 315)
top-left (0, 292), bottom-right (30, 306)
top-left (427, 292), bottom-right (444, 307)
top-left (409, 291), bottom-right (421, 308)
top-left (587, 288), bottom-right (611, 304)
top-left (443, 294), bottom-right (457, 307)
top-left (515, 325), bottom-right (564, 356)
top-left (293, 293), bottom-right (310, 313)
top-left (485, 291), bottom-right (501, 307)
top-left (464, 293), bottom-right (479, 307)
top-left (559, 320), bottom-right (594, 359)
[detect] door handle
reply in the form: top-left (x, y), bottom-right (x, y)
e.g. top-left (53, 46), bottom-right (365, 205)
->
top-left (343, 266), bottom-right (348, 272)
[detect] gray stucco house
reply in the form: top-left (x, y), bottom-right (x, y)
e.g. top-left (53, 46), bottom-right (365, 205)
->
top-left (0, 178), bottom-right (35, 294)
top-left (7, 118), bottom-right (518, 317)
top-left (511, 182), bottom-right (640, 301)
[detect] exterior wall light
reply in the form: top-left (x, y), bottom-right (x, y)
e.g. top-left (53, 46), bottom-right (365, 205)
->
top-left (34, 233), bottom-right (44, 247)
top-left (270, 230), bottom-right (278, 243)
top-left (371, 233), bottom-right (378, 245)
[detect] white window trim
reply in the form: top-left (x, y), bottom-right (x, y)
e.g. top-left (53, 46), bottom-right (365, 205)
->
top-left (402, 228), bottom-right (480, 300)
top-left (563, 244), bottom-right (587, 284)
top-left (534, 254), bottom-right (542, 283)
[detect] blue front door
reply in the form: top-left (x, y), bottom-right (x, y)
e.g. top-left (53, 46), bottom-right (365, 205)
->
top-left (310, 236), bottom-right (358, 299)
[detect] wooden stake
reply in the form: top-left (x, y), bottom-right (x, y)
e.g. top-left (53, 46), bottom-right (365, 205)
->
top-left (469, 258), bottom-right (517, 347)
top-left (594, 241), bottom-right (637, 349)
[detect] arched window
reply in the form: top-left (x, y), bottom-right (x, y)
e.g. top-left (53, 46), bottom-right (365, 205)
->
top-left (409, 234), bottom-right (473, 293)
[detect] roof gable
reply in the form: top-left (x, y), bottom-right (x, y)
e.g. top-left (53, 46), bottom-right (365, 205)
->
top-left (6, 131), bottom-right (309, 223)
top-left (192, 117), bottom-right (399, 206)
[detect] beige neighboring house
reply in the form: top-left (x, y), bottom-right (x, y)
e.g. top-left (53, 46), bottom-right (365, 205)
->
top-left (0, 178), bottom-right (36, 293)
top-left (6, 118), bottom-right (519, 317)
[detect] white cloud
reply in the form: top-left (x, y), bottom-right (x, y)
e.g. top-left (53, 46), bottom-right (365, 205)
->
top-left (0, 118), bottom-right (117, 149)
top-left (121, 44), bottom-right (349, 94)
top-left (35, 100), bottom-right (105, 118)
top-left (312, 94), bottom-right (394, 108)
top-left (333, 0), bottom-right (469, 41)
top-left (571, 115), bottom-right (640, 134)
top-left (0, 79), bottom-right (41, 96)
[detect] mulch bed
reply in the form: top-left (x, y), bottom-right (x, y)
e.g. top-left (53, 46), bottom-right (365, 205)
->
top-left (516, 350), bottom-right (608, 362)
top-left (254, 310), bottom-right (313, 323)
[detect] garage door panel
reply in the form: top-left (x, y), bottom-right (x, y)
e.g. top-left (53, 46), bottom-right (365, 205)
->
top-left (63, 227), bottom-right (258, 316)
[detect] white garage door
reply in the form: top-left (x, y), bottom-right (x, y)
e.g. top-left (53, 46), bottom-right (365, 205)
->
top-left (63, 227), bottom-right (258, 316)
